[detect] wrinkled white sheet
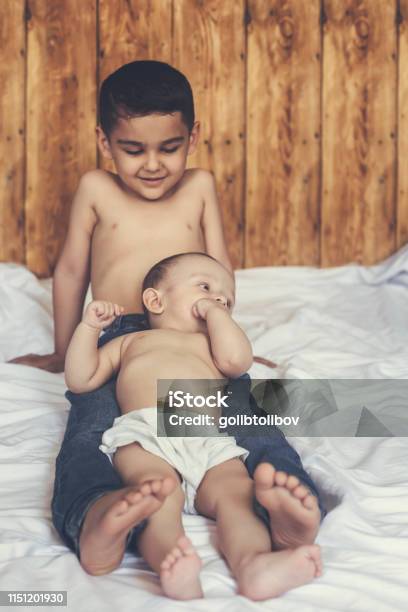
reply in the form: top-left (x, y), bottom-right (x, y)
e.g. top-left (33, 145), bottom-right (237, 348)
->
top-left (1, 246), bottom-right (408, 611)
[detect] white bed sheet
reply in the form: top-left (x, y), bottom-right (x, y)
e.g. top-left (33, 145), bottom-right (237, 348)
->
top-left (1, 247), bottom-right (408, 611)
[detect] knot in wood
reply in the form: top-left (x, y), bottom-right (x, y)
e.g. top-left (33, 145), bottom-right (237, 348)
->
top-left (279, 17), bottom-right (294, 41)
top-left (354, 18), bottom-right (370, 48)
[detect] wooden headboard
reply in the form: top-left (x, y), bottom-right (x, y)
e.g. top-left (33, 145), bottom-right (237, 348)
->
top-left (1, 0), bottom-right (407, 277)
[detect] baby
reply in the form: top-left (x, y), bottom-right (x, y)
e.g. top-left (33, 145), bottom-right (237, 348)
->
top-left (65, 252), bottom-right (322, 600)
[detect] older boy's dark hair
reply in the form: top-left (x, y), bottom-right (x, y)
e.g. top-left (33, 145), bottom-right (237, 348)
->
top-left (141, 252), bottom-right (217, 317)
top-left (99, 60), bottom-right (195, 136)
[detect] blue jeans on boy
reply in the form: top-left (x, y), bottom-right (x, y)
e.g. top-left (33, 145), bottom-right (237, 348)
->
top-left (51, 314), bottom-right (324, 556)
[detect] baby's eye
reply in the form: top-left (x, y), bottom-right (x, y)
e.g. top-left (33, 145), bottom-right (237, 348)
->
top-left (125, 150), bottom-right (143, 156)
top-left (162, 147), bottom-right (179, 154)
top-left (199, 283), bottom-right (210, 291)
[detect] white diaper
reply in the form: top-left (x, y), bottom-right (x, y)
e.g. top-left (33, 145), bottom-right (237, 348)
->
top-left (99, 408), bottom-right (248, 514)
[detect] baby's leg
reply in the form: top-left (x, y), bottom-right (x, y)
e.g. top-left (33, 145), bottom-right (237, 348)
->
top-left (195, 459), bottom-right (322, 601)
top-left (114, 444), bottom-right (203, 600)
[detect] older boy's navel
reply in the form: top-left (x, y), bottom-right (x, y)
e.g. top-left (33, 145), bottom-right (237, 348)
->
top-left (111, 223), bottom-right (118, 230)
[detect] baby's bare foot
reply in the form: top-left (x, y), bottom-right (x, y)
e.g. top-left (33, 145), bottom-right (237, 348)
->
top-left (79, 477), bottom-right (176, 575)
top-left (254, 463), bottom-right (320, 549)
top-left (237, 544), bottom-right (322, 600)
top-left (160, 536), bottom-right (203, 600)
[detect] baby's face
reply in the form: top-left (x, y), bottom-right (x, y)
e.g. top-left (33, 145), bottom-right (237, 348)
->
top-left (98, 112), bottom-right (198, 201)
top-left (158, 255), bottom-right (235, 332)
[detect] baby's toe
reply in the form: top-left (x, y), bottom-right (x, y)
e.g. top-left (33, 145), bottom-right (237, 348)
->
top-left (125, 491), bottom-right (142, 504)
top-left (139, 482), bottom-right (153, 496)
top-left (150, 480), bottom-right (162, 494)
top-left (114, 500), bottom-right (129, 515)
top-left (172, 547), bottom-right (183, 560)
top-left (160, 561), bottom-right (171, 572)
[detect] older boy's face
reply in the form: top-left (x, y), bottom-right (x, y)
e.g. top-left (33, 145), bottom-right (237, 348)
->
top-left (98, 112), bottom-right (198, 201)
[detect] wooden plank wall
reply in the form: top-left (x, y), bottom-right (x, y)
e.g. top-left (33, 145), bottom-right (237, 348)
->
top-left (0, 0), bottom-right (407, 276)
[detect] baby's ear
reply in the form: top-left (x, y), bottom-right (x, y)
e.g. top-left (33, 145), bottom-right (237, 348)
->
top-left (143, 288), bottom-right (164, 314)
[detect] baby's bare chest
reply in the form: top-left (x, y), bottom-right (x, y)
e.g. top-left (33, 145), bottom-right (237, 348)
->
top-left (122, 331), bottom-right (221, 376)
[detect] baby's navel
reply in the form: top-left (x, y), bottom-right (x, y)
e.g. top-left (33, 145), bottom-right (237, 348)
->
top-left (111, 223), bottom-right (118, 230)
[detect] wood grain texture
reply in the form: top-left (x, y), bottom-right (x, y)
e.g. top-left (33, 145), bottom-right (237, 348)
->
top-left (0, 1), bottom-right (26, 264)
top-left (98, 0), bottom-right (171, 81)
top-left (321, 0), bottom-right (397, 265)
top-left (25, 0), bottom-right (97, 276)
top-left (245, 0), bottom-right (321, 267)
top-left (397, 0), bottom-right (408, 248)
top-left (173, 0), bottom-right (246, 268)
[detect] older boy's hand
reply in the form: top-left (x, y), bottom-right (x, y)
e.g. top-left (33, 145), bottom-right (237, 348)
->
top-left (8, 352), bottom-right (65, 373)
top-left (83, 300), bottom-right (124, 330)
top-left (193, 298), bottom-right (228, 320)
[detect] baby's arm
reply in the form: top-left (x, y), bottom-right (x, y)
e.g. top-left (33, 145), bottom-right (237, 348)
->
top-left (9, 172), bottom-right (99, 372)
top-left (65, 300), bottom-right (124, 393)
top-left (199, 171), bottom-right (233, 273)
top-left (194, 299), bottom-right (253, 378)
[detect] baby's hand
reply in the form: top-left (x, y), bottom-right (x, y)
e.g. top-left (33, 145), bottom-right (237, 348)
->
top-left (83, 300), bottom-right (124, 330)
top-left (193, 298), bottom-right (228, 320)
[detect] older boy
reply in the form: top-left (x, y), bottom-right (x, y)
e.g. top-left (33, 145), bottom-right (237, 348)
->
top-left (65, 252), bottom-right (322, 600)
top-left (10, 61), bottom-right (323, 571)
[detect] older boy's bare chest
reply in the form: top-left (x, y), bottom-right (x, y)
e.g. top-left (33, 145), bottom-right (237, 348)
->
top-left (95, 178), bottom-right (204, 249)
top-left (89, 176), bottom-right (207, 310)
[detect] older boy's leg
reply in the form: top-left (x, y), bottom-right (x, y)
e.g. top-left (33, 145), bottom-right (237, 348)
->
top-left (52, 317), bottom-right (152, 563)
top-left (195, 459), bottom-right (322, 601)
top-left (114, 443), bottom-right (203, 600)
top-left (52, 380), bottom-right (155, 567)
top-left (225, 377), bottom-right (324, 545)
top-left (240, 429), bottom-right (322, 547)
top-left (253, 462), bottom-right (321, 550)
top-left (79, 477), bottom-right (175, 576)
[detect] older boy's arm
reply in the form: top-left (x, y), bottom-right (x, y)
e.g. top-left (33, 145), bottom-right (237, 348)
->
top-left (9, 172), bottom-right (97, 372)
top-left (196, 300), bottom-right (253, 378)
top-left (53, 173), bottom-right (100, 360)
top-left (198, 172), bottom-right (276, 371)
top-left (200, 171), bottom-right (233, 273)
top-left (65, 301), bottom-right (124, 393)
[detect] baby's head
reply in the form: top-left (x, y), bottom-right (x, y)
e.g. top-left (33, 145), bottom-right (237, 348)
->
top-left (142, 253), bottom-right (235, 332)
top-left (97, 60), bottom-right (199, 201)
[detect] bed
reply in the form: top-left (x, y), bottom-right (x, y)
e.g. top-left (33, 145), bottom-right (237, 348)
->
top-left (0, 247), bottom-right (407, 612)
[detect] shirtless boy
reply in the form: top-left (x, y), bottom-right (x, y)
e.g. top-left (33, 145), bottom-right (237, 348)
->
top-left (10, 60), bottom-right (323, 571)
top-left (65, 252), bottom-right (322, 600)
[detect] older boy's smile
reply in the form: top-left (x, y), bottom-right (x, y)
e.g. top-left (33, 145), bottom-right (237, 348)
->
top-left (139, 176), bottom-right (167, 186)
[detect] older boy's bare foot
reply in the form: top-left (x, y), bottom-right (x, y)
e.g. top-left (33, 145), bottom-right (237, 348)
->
top-left (80, 478), bottom-right (176, 575)
top-left (254, 463), bottom-right (320, 549)
top-left (160, 536), bottom-right (203, 600)
top-left (237, 545), bottom-right (322, 601)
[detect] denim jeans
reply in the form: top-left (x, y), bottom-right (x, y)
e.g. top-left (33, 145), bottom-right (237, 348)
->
top-left (51, 314), bottom-right (324, 556)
